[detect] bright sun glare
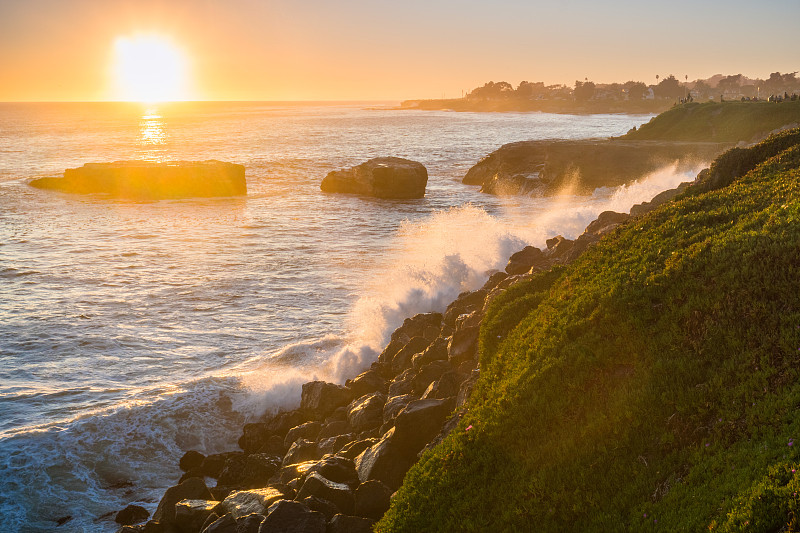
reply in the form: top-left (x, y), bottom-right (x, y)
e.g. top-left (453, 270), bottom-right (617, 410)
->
top-left (113, 35), bottom-right (188, 103)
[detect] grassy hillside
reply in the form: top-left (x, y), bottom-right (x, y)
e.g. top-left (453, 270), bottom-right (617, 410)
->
top-left (621, 100), bottom-right (800, 142)
top-left (377, 129), bottom-right (800, 532)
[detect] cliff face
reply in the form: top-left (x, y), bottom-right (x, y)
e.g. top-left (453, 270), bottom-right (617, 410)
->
top-left (378, 130), bottom-right (800, 532)
top-left (463, 139), bottom-right (729, 196)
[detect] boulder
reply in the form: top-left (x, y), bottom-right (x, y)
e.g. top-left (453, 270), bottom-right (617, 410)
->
top-left (238, 423), bottom-right (271, 454)
top-left (337, 438), bottom-right (379, 461)
top-left (317, 434), bottom-right (354, 456)
top-left (217, 453), bottom-right (282, 490)
top-left (153, 477), bottom-right (214, 525)
top-left (30, 160), bottom-right (246, 199)
top-left (388, 336), bottom-right (432, 374)
top-left (393, 398), bottom-right (456, 453)
top-left (448, 326), bottom-right (480, 364)
top-left (115, 504), bottom-right (150, 525)
top-left (412, 360), bottom-right (452, 395)
top-left (443, 290), bottom-right (487, 328)
top-left (421, 371), bottom-right (462, 400)
top-left (263, 410), bottom-right (308, 436)
top-left (354, 428), bottom-right (412, 489)
top-left (259, 500), bottom-right (325, 533)
top-left (304, 455), bottom-right (359, 487)
top-left (327, 514), bottom-right (375, 533)
top-left (345, 370), bottom-right (388, 398)
top-left (387, 369), bottom-right (416, 397)
top-left (583, 210), bottom-right (630, 236)
top-left (283, 439), bottom-right (319, 466)
top-left (505, 245), bottom-right (546, 275)
top-left (200, 513), bottom-right (236, 533)
top-left (200, 452), bottom-right (242, 480)
top-left (382, 394), bottom-right (416, 425)
top-left (215, 487), bottom-right (287, 519)
top-left (296, 473), bottom-right (355, 515)
top-left (301, 496), bottom-right (340, 521)
top-left (317, 420), bottom-right (351, 440)
top-left (347, 392), bottom-right (387, 433)
top-left (300, 382), bottom-right (353, 419)
top-left (354, 480), bottom-right (393, 521)
top-left (236, 513), bottom-right (266, 533)
top-left (284, 422), bottom-right (322, 449)
top-left (457, 369), bottom-right (480, 409)
top-left (179, 450), bottom-right (206, 473)
top-left (321, 157), bottom-right (428, 199)
top-left (174, 499), bottom-right (219, 532)
top-left (278, 461), bottom-right (317, 485)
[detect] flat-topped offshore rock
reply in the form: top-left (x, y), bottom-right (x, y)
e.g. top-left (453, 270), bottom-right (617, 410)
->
top-left (321, 157), bottom-right (428, 199)
top-left (29, 160), bottom-right (246, 199)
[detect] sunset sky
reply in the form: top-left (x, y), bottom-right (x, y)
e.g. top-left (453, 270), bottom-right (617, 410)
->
top-left (1, 0), bottom-right (798, 102)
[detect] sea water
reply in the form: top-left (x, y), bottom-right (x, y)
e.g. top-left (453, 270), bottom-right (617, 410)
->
top-left (0, 102), bottom-right (693, 531)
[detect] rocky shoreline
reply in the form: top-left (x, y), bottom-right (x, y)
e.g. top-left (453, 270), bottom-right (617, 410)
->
top-left (108, 172), bottom-right (689, 533)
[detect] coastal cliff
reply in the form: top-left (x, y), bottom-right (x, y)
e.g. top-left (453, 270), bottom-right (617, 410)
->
top-left (379, 128), bottom-right (800, 531)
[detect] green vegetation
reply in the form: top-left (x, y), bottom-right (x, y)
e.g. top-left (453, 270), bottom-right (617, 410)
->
top-left (376, 129), bottom-right (800, 532)
top-left (621, 100), bottom-right (800, 143)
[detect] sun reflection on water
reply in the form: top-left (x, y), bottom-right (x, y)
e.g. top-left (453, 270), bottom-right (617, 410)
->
top-left (139, 106), bottom-right (166, 145)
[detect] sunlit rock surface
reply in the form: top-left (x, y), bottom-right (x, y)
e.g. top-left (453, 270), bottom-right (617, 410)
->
top-left (321, 157), bottom-right (428, 199)
top-left (29, 160), bottom-right (246, 199)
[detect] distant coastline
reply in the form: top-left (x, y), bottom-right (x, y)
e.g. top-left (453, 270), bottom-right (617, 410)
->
top-left (399, 97), bottom-right (673, 115)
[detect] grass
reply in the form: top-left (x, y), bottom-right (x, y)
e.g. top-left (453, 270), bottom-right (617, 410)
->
top-left (376, 129), bottom-right (800, 532)
top-left (621, 100), bottom-right (800, 142)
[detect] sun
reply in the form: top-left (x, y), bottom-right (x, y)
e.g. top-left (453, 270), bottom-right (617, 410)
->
top-left (112, 34), bottom-right (189, 103)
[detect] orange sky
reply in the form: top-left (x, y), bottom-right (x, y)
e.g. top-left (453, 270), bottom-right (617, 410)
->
top-left (1, 0), bottom-right (798, 102)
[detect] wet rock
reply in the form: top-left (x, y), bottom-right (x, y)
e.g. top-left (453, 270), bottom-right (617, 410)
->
top-left (321, 157), bottom-right (428, 199)
top-left (179, 467), bottom-right (206, 484)
top-left (481, 271), bottom-right (509, 292)
top-left (387, 369), bottom-right (416, 397)
top-left (304, 455), bottom-right (359, 487)
top-left (300, 382), bottom-right (353, 420)
top-left (236, 513), bottom-right (266, 533)
top-left (175, 499), bottom-right (219, 532)
top-left (337, 438), bottom-right (379, 461)
top-left (347, 392), bottom-right (386, 433)
top-left (583, 210), bottom-right (630, 236)
top-left (153, 477), bottom-right (214, 525)
top-left (390, 336), bottom-right (432, 375)
top-left (284, 422), bottom-right (322, 449)
top-left (179, 450), bottom-right (206, 473)
top-left (412, 360), bottom-right (452, 395)
top-left (354, 480), bottom-right (393, 520)
top-left (283, 439), bottom-right (319, 466)
top-left (317, 420), bottom-right (351, 440)
top-left (327, 514), bottom-right (375, 533)
top-left (317, 434), bottom-right (354, 456)
top-left (259, 500), bottom-right (325, 533)
top-left (393, 398), bottom-right (456, 453)
top-left (31, 160), bottom-right (247, 199)
top-left (278, 461), bottom-right (317, 485)
top-left (115, 505), bottom-right (150, 526)
top-left (301, 496), bottom-right (339, 521)
top-left (345, 370), bottom-right (387, 398)
top-left (264, 410), bottom-right (308, 437)
top-left (354, 428), bottom-right (411, 490)
top-left (296, 473), bottom-right (355, 515)
top-left (217, 453), bottom-right (281, 490)
top-left (215, 487), bottom-right (288, 519)
top-left (443, 290), bottom-right (487, 328)
top-left (630, 182), bottom-right (691, 217)
top-left (382, 394), bottom-right (416, 426)
top-left (411, 337), bottom-right (449, 369)
top-left (238, 423), bottom-right (270, 454)
top-left (200, 452), bottom-right (242, 480)
top-left (200, 513), bottom-right (235, 533)
top-left (505, 245), bottom-right (546, 275)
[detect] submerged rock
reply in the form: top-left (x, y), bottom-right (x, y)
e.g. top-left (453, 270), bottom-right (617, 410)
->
top-left (29, 160), bottom-right (247, 199)
top-left (321, 157), bottom-right (428, 199)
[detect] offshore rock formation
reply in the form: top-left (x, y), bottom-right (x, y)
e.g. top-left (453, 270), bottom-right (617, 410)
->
top-left (320, 157), bottom-right (428, 199)
top-left (29, 160), bottom-right (246, 200)
top-left (463, 139), bottom-right (730, 196)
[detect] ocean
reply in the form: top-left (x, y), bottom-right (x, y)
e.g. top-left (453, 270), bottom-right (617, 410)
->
top-left (0, 102), bottom-right (694, 531)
